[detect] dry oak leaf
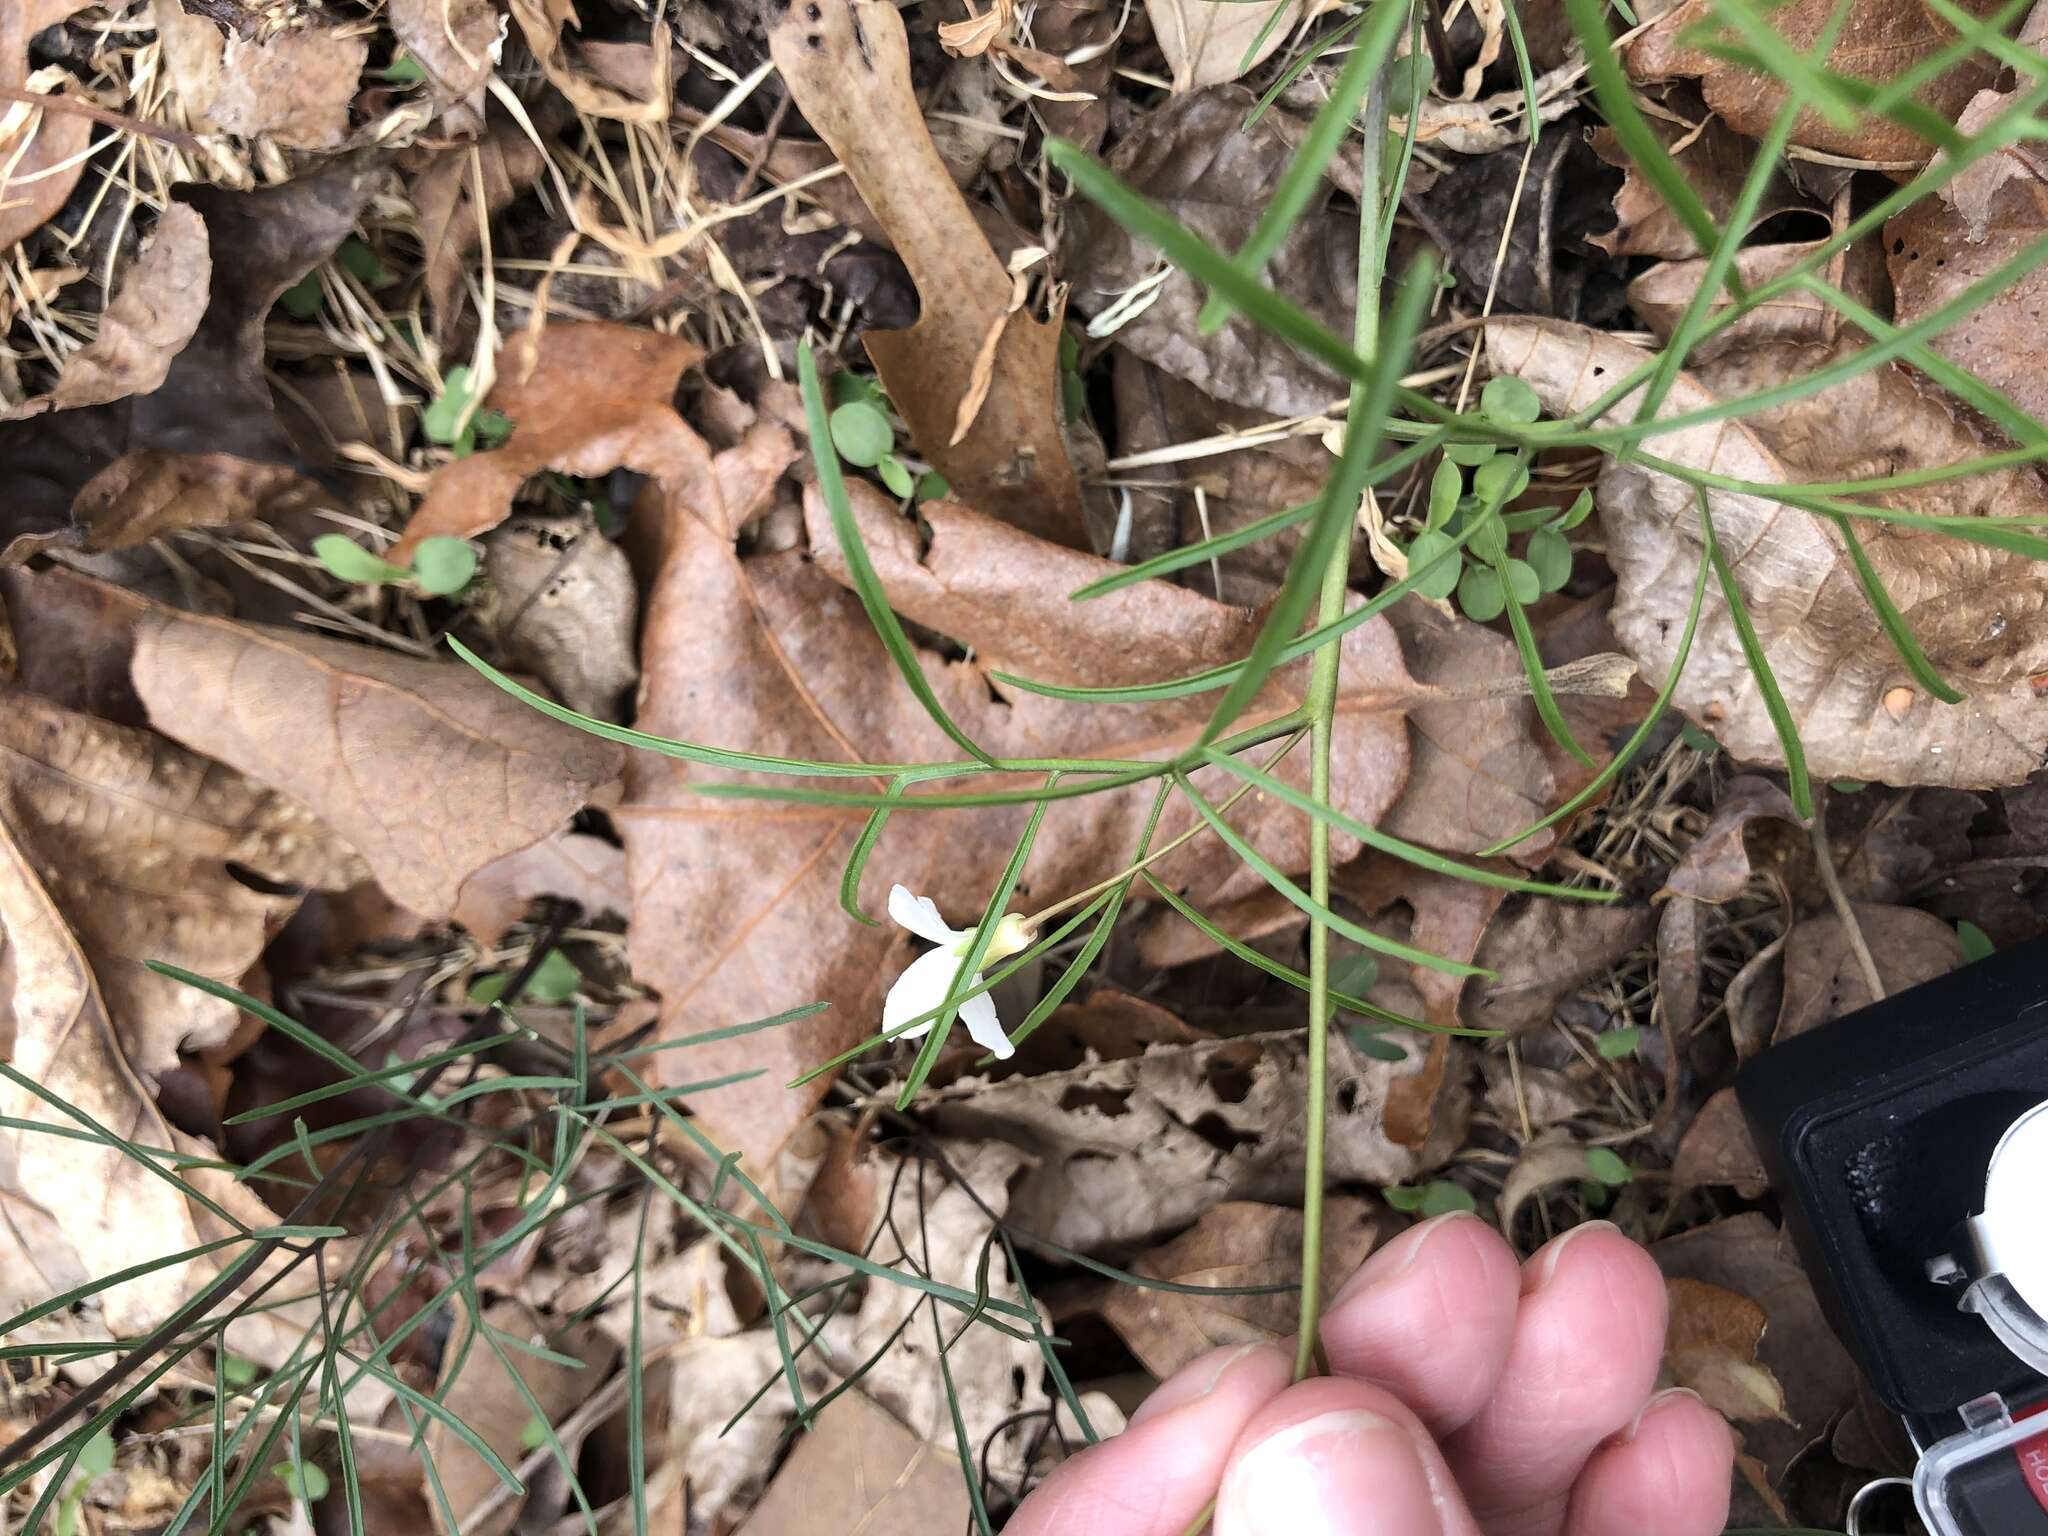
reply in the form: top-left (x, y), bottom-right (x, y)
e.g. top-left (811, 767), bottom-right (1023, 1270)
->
top-left (0, 1), bottom-right (94, 251)
top-left (0, 156), bottom-right (384, 562)
top-left (0, 687), bottom-right (352, 1345)
top-left (152, 0), bottom-right (369, 149)
top-left (131, 611), bottom-right (625, 917)
top-left (1665, 1277), bottom-right (1794, 1424)
top-left (768, 0), bottom-right (1088, 549)
top-left (508, 0), bottom-right (670, 121)
top-left (621, 473), bottom-right (1428, 1177)
top-left (453, 831), bottom-right (629, 947)
top-left (1067, 1197), bottom-right (1386, 1379)
top-left (1146, 0), bottom-right (1344, 90)
top-left (391, 322), bottom-right (704, 560)
top-left (1486, 318), bottom-right (2048, 788)
top-left (1626, 0), bottom-right (2010, 164)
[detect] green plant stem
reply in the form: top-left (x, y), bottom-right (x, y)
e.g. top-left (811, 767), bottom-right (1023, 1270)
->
top-left (1295, 56), bottom-right (1393, 1386)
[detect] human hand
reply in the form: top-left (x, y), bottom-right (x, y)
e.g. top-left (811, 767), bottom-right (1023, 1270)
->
top-left (1008, 1215), bottom-right (1736, 1536)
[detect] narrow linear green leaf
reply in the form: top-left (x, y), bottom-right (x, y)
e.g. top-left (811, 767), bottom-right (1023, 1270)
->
top-left (1702, 495), bottom-right (1812, 819)
top-left (1831, 514), bottom-right (1966, 705)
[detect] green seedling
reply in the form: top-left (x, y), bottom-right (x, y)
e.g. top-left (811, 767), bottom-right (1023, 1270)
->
top-left (314, 534), bottom-right (477, 597)
top-left (469, 947), bottom-right (583, 1007)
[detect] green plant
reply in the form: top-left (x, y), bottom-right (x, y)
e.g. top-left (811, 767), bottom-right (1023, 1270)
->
top-left (423, 366), bottom-right (514, 458)
top-left (313, 533), bottom-right (478, 597)
top-left (828, 373), bottom-right (950, 502)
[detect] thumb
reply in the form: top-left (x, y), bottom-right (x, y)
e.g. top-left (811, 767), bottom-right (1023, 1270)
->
top-left (1216, 1379), bottom-right (1482, 1536)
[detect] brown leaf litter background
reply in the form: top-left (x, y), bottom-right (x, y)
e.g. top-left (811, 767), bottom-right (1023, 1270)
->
top-left (3, 0), bottom-right (2048, 1531)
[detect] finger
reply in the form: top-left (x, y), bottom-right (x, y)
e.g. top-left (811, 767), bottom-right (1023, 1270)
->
top-left (1008, 1342), bottom-right (1292, 1536)
top-left (1441, 1223), bottom-right (1669, 1536)
top-left (1319, 1210), bottom-right (1523, 1437)
top-left (1215, 1376), bottom-right (1483, 1536)
top-left (1565, 1389), bottom-right (1734, 1536)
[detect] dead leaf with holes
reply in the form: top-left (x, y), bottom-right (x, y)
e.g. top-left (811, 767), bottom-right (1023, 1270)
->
top-left (1626, 0), bottom-right (2010, 163)
top-left (769, 0), bottom-right (1088, 548)
top-left (391, 322), bottom-right (706, 559)
top-left (152, 0), bottom-right (369, 149)
top-left (0, 156), bottom-right (384, 563)
top-left (0, 685), bottom-right (356, 1355)
top-left (1145, 0), bottom-right (1344, 90)
top-left (476, 513), bottom-right (639, 719)
top-left (1487, 317), bottom-right (2048, 788)
top-left (130, 609), bottom-right (625, 917)
top-left (1059, 1198), bottom-right (1387, 1378)
top-left (0, 1), bottom-right (95, 251)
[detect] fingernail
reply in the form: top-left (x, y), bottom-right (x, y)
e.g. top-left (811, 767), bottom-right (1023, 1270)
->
top-left (1218, 1410), bottom-right (1442, 1536)
top-left (1528, 1220), bottom-right (1621, 1292)
top-left (1128, 1341), bottom-right (1283, 1429)
top-left (1624, 1387), bottom-right (1704, 1443)
top-left (1330, 1210), bottom-right (1481, 1309)
top-left (1197, 1341), bottom-right (1270, 1398)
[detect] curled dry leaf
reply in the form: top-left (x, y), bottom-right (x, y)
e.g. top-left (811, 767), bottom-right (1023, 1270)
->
top-left (476, 513), bottom-right (639, 719)
top-left (0, 156), bottom-right (384, 562)
top-left (131, 610), bottom-right (625, 917)
top-left (508, 0), bottom-right (669, 121)
top-left (1626, 0), bottom-right (2009, 164)
top-left (151, 0), bottom-right (369, 149)
top-left (414, 118), bottom-right (548, 339)
top-left (1665, 1277), bottom-right (1793, 1424)
top-left (1588, 119), bottom-right (1808, 261)
top-left (0, 1), bottom-right (94, 251)
top-left (49, 204), bottom-right (212, 411)
top-left (1145, 0), bottom-right (1341, 89)
top-left (0, 686), bottom-right (354, 1347)
top-left (392, 322), bottom-right (705, 559)
top-left (769, 0), bottom-right (1087, 548)
top-left (1625, 237), bottom-right (1887, 363)
top-left (1498, 1139), bottom-right (1608, 1232)
top-left (1663, 776), bottom-right (1801, 904)
top-left (1655, 1213), bottom-right (1861, 1483)
top-left (1067, 1198), bottom-right (1386, 1378)
top-left (1066, 85), bottom-right (1357, 417)
top-left (1487, 318), bottom-right (2048, 788)
top-left (1462, 895), bottom-right (1657, 1034)
top-left (926, 1031), bottom-right (1437, 1251)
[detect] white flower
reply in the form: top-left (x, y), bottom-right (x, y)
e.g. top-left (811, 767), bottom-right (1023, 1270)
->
top-left (882, 884), bottom-right (1034, 1060)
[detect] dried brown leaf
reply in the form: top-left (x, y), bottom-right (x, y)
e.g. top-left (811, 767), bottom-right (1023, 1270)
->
top-left (1487, 317), bottom-right (2048, 787)
top-left (1664, 776), bottom-right (1801, 904)
top-left (736, 1392), bottom-right (968, 1536)
top-left (1888, 189), bottom-right (2048, 426)
top-left (925, 1032), bottom-right (1437, 1251)
top-left (413, 119), bottom-right (547, 339)
top-left (0, 1), bottom-right (94, 250)
top-left (621, 470), bottom-right (1425, 1174)
top-left (1626, 0), bottom-right (2009, 163)
top-left (769, 0), bottom-right (1087, 547)
top-left (393, 323), bottom-right (705, 558)
top-left (51, 204), bottom-right (212, 410)
top-left (0, 157), bottom-right (384, 561)
top-left (1462, 895), bottom-right (1657, 1033)
top-left (0, 686), bottom-right (352, 1347)
top-left (1665, 1277), bottom-right (1793, 1424)
top-left (1627, 237), bottom-right (1887, 361)
top-left (1066, 85), bottom-right (1356, 416)
top-left (152, 0), bottom-right (368, 148)
top-left (1655, 1214), bottom-right (1861, 1483)
top-left (131, 611), bottom-right (625, 916)
top-left (1673, 1088), bottom-right (1769, 1190)
top-left (508, 0), bottom-right (669, 121)
top-left (1074, 1198), bottom-right (1385, 1378)
top-left (1773, 902), bottom-right (1962, 1042)
top-left (388, 0), bottom-right (500, 124)
top-left (1589, 119), bottom-right (1807, 260)
top-left (453, 831), bottom-right (629, 947)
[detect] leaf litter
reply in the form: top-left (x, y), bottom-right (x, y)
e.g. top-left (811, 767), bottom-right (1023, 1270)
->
top-left (1, 1), bottom-right (2045, 1532)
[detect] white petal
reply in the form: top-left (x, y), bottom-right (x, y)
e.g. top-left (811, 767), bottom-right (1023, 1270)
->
top-left (882, 946), bottom-right (965, 1039)
top-left (959, 979), bottom-right (1014, 1060)
top-left (888, 884), bottom-right (963, 945)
